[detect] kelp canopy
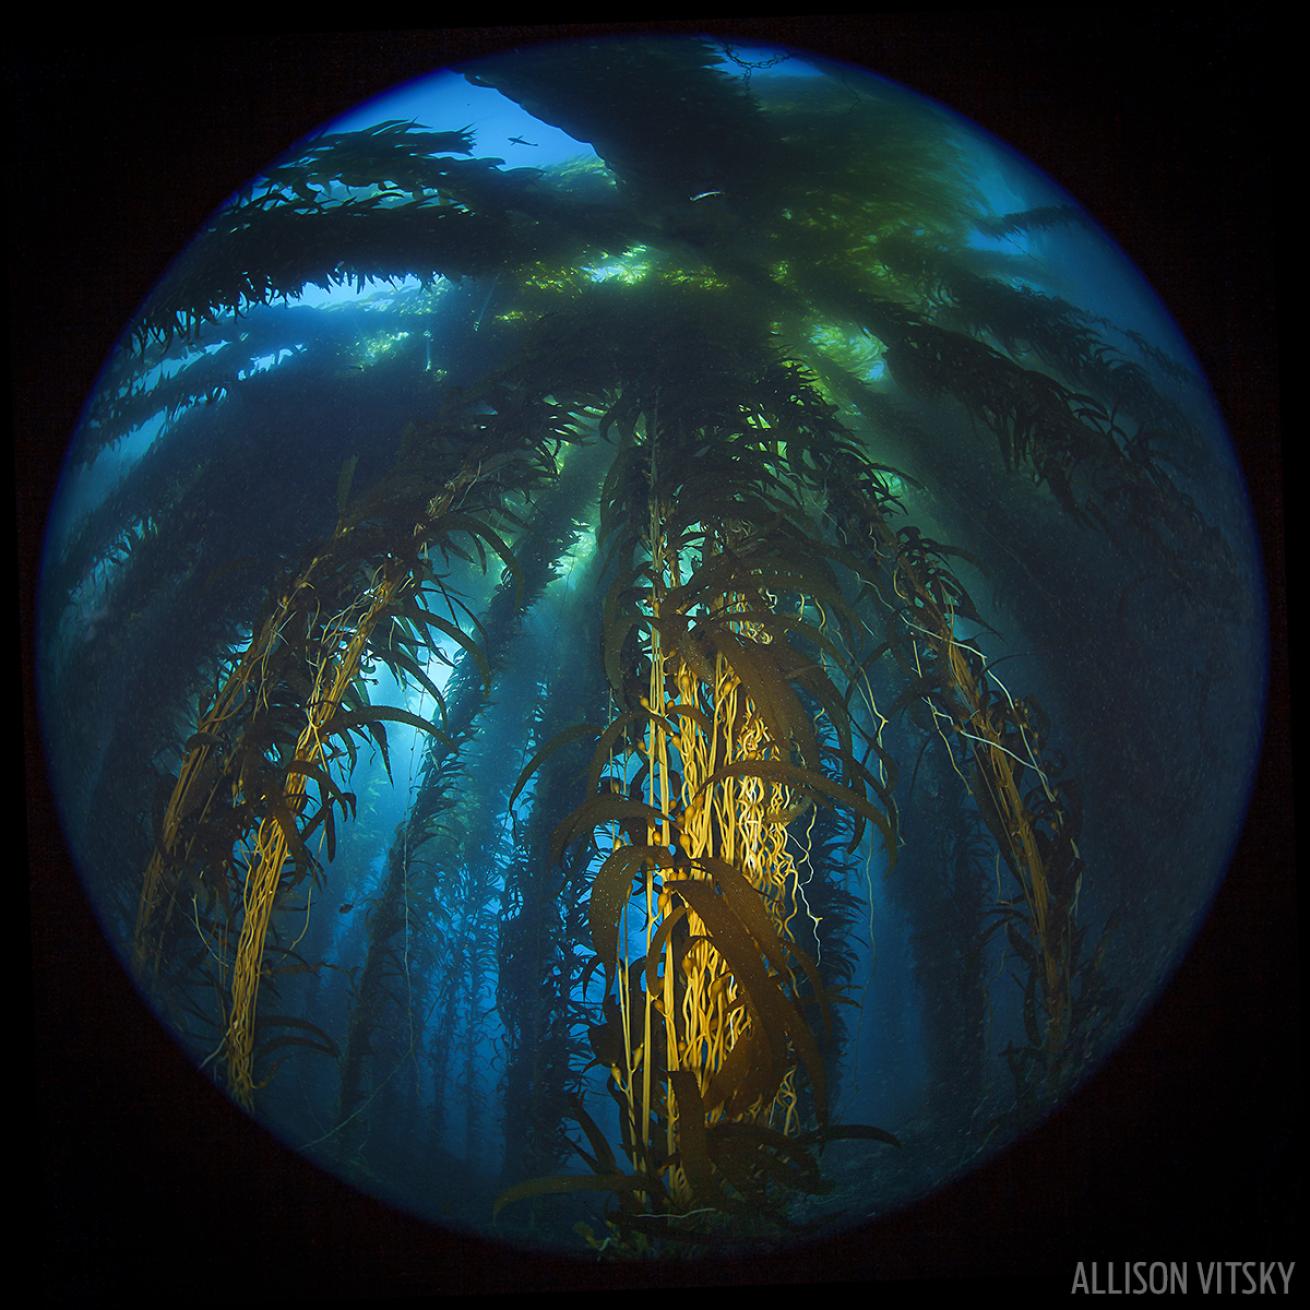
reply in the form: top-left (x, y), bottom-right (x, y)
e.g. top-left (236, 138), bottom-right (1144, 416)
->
top-left (36, 33), bottom-right (1265, 1262)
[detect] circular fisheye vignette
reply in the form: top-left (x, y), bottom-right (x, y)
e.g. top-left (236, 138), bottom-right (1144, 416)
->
top-left (38, 28), bottom-right (1268, 1257)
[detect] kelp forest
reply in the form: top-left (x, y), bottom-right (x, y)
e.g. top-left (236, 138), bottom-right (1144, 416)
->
top-left (38, 37), bottom-right (1264, 1255)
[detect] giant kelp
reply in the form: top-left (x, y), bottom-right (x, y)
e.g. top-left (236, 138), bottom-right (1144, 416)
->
top-left (42, 35), bottom-right (1256, 1254)
top-left (334, 442), bottom-right (606, 1158)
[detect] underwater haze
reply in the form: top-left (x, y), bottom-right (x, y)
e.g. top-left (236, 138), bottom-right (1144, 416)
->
top-left (33, 29), bottom-right (1272, 1274)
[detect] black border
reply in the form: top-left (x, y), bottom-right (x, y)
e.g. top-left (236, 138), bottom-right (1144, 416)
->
top-left (16, 16), bottom-right (1291, 1299)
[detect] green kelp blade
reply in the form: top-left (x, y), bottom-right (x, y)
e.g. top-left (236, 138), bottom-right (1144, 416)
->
top-left (269, 796), bottom-right (315, 880)
top-left (583, 709), bottom-right (659, 797)
top-left (603, 611), bottom-right (644, 694)
top-left (381, 644), bottom-right (450, 726)
top-left (644, 903), bottom-right (688, 1004)
top-left (327, 704), bottom-right (455, 751)
top-left (707, 608), bottom-right (858, 684)
top-left (183, 731), bottom-right (225, 753)
top-left (706, 1133), bottom-right (771, 1207)
top-left (822, 741), bottom-right (898, 815)
top-left (566, 1095), bottom-right (620, 1176)
top-left (665, 878), bottom-right (825, 1125)
top-left (439, 512), bottom-right (524, 606)
top-left (586, 997), bottom-right (625, 1072)
top-left (256, 1013), bottom-right (341, 1060)
top-left (702, 1022), bottom-right (785, 1120)
top-left (652, 613), bottom-right (716, 685)
top-left (702, 627), bottom-right (820, 770)
top-left (696, 758), bottom-right (895, 863)
top-left (397, 598), bottom-right (491, 689)
top-left (797, 1123), bottom-right (902, 1150)
top-left (551, 797), bottom-right (672, 865)
top-left (686, 853), bottom-right (832, 1040)
top-left (705, 1120), bottom-right (824, 1195)
top-left (282, 759), bottom-right (356, 820)
top-left (667, 1071), bottom-right (726, 1208)
top-left (588, 843), bottom-right (681, 971)
top-left (1005, 919), bottom-right (1039, 971)
top-left (665, 702), bottom-right (713, 736)
top-left (506, 721), bottom-right (602, 808)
